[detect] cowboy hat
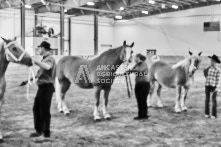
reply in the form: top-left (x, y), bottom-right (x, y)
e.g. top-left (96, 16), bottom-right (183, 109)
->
top-left (38, 41), bottom-right (52, 50)
top-left (208, 54), bottom-right (221, 64)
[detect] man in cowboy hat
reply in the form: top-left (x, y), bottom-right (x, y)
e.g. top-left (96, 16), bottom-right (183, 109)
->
top-left (30, 41), bottom-right (56, 138)
top-left (203, 54), bottom-right (221, 119)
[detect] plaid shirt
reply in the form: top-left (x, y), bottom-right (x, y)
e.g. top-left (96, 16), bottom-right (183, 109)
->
top-left (205, 66), bottom-right (220, 87)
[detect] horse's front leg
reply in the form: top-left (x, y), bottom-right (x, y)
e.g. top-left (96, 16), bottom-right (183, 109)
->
top-left (103, 88), bottom-right (111, 119)
top-left (175, 86), bottom-right (182, 113)
top-left (181, 86), bottom-right (189, 111)
top-left (94, 87), bottom-right (102, 120)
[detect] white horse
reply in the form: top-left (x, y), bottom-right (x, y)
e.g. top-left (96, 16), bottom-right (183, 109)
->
top-left (148, 51), bottom-right (202, 113)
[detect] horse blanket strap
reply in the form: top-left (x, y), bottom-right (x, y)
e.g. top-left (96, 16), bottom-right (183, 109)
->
top-left (4, 41), bottom-right (27, 62)
top-left (27, 67), bottom-right (36, 100)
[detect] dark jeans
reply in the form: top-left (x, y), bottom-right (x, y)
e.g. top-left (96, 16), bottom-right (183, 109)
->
top-left (205, 86), bottom-right (217, 117)
top-left (33, 83), bottom-right (54, 136)
top-left (135, 82), bottom-right (150, 118)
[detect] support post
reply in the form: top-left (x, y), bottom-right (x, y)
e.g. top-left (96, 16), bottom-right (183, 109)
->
top-left (68, 17), bottom-right (71, 55)
top-left (60, 2), bottom-right (65, 55)
top-left (94, 13), bottom-right (98, 55)
top-left (21, 0), bottom-right (25, 48)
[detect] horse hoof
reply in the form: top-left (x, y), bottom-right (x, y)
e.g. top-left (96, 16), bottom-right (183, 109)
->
top-left (94, 116), bottom-right (101, 121)
top-left (175, 110), bottom-right (181, 113)
top-left (64, 112), bottom-right (70, 116)
top-left (157, 105), bottom-right (164, 108)
top-left (104, 116), bottom-right (111, 120)
top-left (182, 107), bottom-right (188, 111)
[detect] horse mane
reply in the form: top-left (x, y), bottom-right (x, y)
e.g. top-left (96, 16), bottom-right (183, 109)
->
top-left (100, 46), bottom-right (123, 57)
top-left (172, 57), bottom-right (190, 73)
top-left (92, 45), bottom-right (123, 61)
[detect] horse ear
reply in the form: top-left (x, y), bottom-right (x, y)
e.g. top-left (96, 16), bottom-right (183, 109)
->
top-left (123, 41), bottom-right (126, 46)
top-left (130, 42), bottom-right (134, 48)
top-left (1, 37), bottom-right (10, 44)
top-left (189, 51), bottom-right (193, 56)
top-left (198, 51), bottom-right (202, 56)
top-left (13, 37), bottom-right (17, 41)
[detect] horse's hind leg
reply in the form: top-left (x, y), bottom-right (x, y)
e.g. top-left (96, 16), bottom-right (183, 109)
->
top-left (181, 86), bottom-right (189, 111)
top-left (57, 78), bottom-right (71, 115)
top-left (156, 84), bottom-right (163, 108)
top-left (147, 81), bottom-right (155, 107)
top-left (103, 88), bottom-right (111, 119)
top-left (175, 86), bottom-right (182, 113)
top-left (94, 86), bottom-right (102, 120)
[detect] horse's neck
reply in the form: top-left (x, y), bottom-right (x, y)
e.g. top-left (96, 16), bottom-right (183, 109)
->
top-left (92, 47), bottom-right (123, 72)
top-left (0, 43), bottom-right (9, 77)
top-left (173, 58), bottom-right (192, 81)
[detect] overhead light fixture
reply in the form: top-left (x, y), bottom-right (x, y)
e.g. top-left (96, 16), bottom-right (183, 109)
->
top-left (142, 10), bottom-right (149, 14)
top-left (87, 2), bottom-right (95, 6)
top-left (120, 7), bottom-right (124, 11)
top-left (25, 5), bottom-right (32, 8)
top-left (161, 4), bottom-right (166, 9)
top-left (216, 0), bottom-right (220, 1)
top-left (172, 5), bottom-right (179, 9)
top-left (41, 0), bottom-right (46, 5)
top-left (64, 9), bottom-right (67, 12)
top-left (115, 15), bottom-right (122, 19)
top-left (149, 0), bottom-right (155, 4)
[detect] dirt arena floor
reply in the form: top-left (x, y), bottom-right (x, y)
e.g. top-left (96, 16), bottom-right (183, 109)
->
top-left (1, 62), bottom-right (221, 147)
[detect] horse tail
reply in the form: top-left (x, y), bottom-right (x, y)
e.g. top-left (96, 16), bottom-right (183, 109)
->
top-left (55, 77), bottom-right (61, 104)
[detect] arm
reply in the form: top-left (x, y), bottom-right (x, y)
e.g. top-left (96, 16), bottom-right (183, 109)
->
top-left (215, 71), bottom-right (220, 89)
top-left (116, 62), bottom-right (148, 77)
top-left (128, 62), bottom-right (148, 73)
top-left (33, 59), bottom-right (51, 70)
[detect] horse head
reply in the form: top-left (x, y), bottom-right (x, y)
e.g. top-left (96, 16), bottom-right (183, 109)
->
top-left (188, 51), bottom-right (202, 76)
top-left (1, 37), bottom-right (33, 66)
top-left (120, 40), bottom-right (134, 63)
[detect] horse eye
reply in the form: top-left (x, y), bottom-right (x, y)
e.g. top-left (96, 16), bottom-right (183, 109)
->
top-left (12, 47), bottom-right (17, 51)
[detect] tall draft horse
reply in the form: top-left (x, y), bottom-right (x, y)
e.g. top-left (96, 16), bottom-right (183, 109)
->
top-left (56, 41), bottom-right (134, 120)
top-left (0, 37), bottom-right (33, 141)
top-left (148, 51), bottom-right (202, 113)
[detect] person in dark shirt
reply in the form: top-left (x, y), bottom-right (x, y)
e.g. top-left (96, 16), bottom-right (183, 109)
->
top-left (29, 41), bottom-right (56, 138)
top-left (119, 53), bottom-right (150, 120)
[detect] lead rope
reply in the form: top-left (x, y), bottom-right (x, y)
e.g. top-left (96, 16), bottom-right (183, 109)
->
top-left (27, 67), bottom-right (36, 100)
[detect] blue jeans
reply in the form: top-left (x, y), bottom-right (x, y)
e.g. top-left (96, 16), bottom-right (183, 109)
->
top-left (205, 86), bottom-right (217, 117)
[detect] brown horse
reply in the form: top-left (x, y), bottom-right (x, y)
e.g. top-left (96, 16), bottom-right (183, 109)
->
top-left (0, 37), bottom-right (33, 141)
top-left (56, 41), bottom-right (134, 120)
top-left (148, 51), bottom-right (202, 113)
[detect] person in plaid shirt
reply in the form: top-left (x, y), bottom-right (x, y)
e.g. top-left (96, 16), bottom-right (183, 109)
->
top-left (204, 54), bottom-right (220, 119)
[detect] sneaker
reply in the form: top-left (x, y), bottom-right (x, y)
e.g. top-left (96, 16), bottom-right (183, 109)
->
top-left (211, 116), bottom-right (216, 119)
top-left (205, 115), bottom-right (210, 118)
top-left (29, 132), bottom-right (42, 137)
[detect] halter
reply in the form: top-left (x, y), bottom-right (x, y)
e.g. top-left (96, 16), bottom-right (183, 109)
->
top-left (4, 41), bottom-right (26, 62)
